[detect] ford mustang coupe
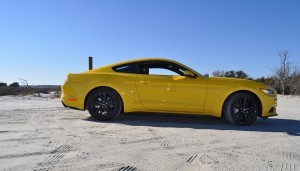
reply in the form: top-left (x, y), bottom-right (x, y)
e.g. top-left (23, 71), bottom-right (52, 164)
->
top-left (61, 58), bottom-right (277, 125)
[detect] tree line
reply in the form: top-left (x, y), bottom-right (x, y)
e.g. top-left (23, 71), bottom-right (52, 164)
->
top-left (0, 82), bottom-right (19, 88)
top-left (205, 50), bottom-right (300, 95)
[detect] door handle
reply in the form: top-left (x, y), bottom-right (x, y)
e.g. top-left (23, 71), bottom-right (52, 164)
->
top-left (139, 80), bottom-right (150, 84)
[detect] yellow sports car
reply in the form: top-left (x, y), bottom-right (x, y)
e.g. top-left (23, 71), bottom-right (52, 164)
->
top-left (61, 58), bottom-right (277, 125)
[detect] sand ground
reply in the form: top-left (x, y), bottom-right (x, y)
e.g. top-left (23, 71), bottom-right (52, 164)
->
top-left (0, 95), bottom-right (299, 171)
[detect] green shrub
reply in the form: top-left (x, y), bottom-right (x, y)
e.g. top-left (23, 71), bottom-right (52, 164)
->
top-left (9, 82), bottom-right (20, 87)
top-left (0, 82), bottom-right (7, 87)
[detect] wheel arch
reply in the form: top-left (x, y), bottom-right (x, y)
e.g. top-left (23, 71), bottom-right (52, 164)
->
top-left (84, 86), bottom-right (124, 113)
top-left (221, 90), bottom-right (262, 117)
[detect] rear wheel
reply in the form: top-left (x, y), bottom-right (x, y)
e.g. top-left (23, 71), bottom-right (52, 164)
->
top-left (224, 92), bottom-right (259, 126)
top-left (87, 87), bottom-right (122, 121)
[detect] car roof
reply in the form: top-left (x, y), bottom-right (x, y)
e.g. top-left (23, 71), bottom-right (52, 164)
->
top-left (87, 58), bottom-right (202, 77)
top-left (112, 58), bottom-right (179, 64)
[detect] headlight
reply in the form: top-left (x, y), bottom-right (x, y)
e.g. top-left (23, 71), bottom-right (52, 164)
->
top-left (260, 88), bottom-right (274, 96)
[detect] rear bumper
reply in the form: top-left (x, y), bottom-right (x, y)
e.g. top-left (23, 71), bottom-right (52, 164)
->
top-left (61, 101), bottom-right (83, 111)
top-left (61, 84), bottom-right (85, 110)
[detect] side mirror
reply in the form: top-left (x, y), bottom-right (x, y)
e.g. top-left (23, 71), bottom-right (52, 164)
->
top-left (184, 70), bottom-right (196, 78)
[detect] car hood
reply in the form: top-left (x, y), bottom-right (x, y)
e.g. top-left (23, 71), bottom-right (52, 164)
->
top-left (208, 77), bottom-right (252, 82)
top-left (207, 77), bottom-right (271, 89)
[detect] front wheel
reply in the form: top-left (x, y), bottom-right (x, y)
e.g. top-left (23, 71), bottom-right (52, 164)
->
top-left (223, 92), bottom-right (259, 126)
top-left (87, 87), bottom-right (122, 121)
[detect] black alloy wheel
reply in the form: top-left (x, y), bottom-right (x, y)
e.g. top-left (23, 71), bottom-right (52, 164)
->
top-left (87, 87), bottom-right (122, 121)
top-left (224, 92), bottom-right (259, 126)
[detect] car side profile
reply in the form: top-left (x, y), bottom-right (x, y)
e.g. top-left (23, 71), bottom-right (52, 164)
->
top-left (61, 58), bottom-right (278, 125)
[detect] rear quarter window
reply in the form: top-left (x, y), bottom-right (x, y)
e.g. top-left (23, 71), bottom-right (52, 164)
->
top-left (112, 63), bottom-right (139, 74)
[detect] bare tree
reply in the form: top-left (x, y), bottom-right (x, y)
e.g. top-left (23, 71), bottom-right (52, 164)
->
top-left (273, 51), bottom-right (292, 95)
top-left (272, 50), bottom-right (300, 95)
top-left (18, 78), bottom-right (41, 97)
top-left (290, 65), bottom-right (300, 95)
top-left (212, 70), bottom-right (225, 77)
top-left (295, 74), bottom-right (300, 95)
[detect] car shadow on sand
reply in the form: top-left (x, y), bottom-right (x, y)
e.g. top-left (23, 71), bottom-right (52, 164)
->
top-left (84, 112), bottom-right (300, 136)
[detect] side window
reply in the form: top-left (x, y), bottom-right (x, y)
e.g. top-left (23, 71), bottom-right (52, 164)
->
top-left (112, 63), bottom-right (139, 74)
top-left (140, 62), bottom-right (185, 76)
top-left (149, 68), bottom-right (180, 76)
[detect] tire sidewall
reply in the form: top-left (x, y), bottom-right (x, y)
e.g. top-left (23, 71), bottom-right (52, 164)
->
top-left (224, 92), bottom-right (258, 126)
top-left (87, 87), bottom-right (122, 121)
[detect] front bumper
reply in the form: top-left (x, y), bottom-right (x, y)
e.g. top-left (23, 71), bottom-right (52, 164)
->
top-left (261, 94), bottom-right (278, 117)
top-left (264, 112), bottom-right (278, 117)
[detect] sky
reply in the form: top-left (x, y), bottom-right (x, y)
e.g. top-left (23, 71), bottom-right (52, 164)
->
top-left (0, 0), bottom-right (299, 85)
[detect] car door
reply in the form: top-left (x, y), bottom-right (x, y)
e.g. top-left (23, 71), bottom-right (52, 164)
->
top-left (135, 61), bottom-right (207, 113)
top-left (136, 74), bottom-right (172, 111)
top-left (164, 75), bottom-right (207, 113)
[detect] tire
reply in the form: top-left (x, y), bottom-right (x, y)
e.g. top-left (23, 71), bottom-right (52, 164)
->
top-left (87, 87), bottom-right (122, 121)
top-left (223, 92), bottom-right (259, 126)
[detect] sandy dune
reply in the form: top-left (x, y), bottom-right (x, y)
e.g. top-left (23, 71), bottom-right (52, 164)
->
top-left (0, 95), bottom-right (299, 171)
